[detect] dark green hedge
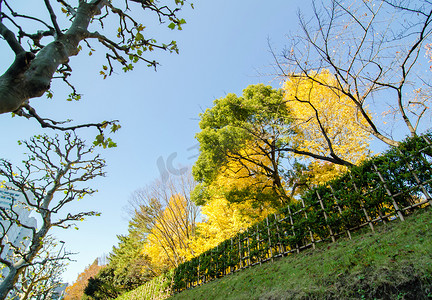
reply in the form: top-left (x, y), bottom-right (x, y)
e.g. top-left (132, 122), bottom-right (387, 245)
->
top-left (173, 133), bottom-right (432, 292)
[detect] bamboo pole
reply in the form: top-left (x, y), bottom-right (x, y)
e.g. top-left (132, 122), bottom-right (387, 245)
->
top-left (301, 198), bottom-right (316, 249)
top-left (230, 238), bottom-right (234, 274)
top-left (265, 216), bottom-right (274, 262)
top-left (396, 147), bottom-right (432, 206)
top-left (216, 244), bottom-right (219, 278)
top-left (286, 204), bottom-right (300, 253)
top-left (274, 214), bottom-right (285, 255)
top-left (246, 227), bottom-right (251, 267)
top-left (256, 224), bottom-right (262, 265)
top-left (329, 185), bottom-right (352, 239)
top-left (238, 234), bottom-right (242, 269)
top-left (197, 256), bottom-right (200, 286)
top-left (372, 163), bottom-right (405, 221)
top-left (316, 190), bottom-right (336, 242)
top-left (348, 172), bottom-right (375, 233)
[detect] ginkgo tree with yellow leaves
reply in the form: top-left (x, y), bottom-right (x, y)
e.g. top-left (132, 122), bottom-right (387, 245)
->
top-left (128, 172), bottom-right (199, 275)
top-left (188, 79), bottom-right (372, 260)
top-left (282, 71), bottom-right (372, 184)
top-left (80, 171), bottom-right (199, 298)
top-left (141, 194), bottom-right (197, 273)
top-left (192, 82), bottom-right (372, 211)
top-left (184, 196), bottom-right (276, 260)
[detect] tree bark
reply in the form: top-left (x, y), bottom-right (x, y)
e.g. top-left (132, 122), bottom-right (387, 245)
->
top-left (0, 1), bottom-right (101, 114)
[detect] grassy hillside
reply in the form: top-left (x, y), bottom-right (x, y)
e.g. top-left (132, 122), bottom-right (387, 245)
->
top-left (169, 208), bottom-right (432, 300)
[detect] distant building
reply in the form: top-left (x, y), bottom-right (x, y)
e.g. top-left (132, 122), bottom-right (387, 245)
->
top-left (0, 187), bottom-right (37, 279)
top-left (51, 283), bottom-right (68, 300)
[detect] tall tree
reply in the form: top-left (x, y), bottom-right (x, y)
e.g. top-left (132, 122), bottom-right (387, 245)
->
top-left (81, 224), bottom-right (153, 299)
top-left (193, 84), bottom-right (293, 207)
top-left (129, 172), bottom-right (199, 273)
top-left (275, 0), bottom-right (432, 147)
top-left (107, 231), bottom-right (153, 292)
top-left (0, 133), bottom-right (105, 299)
top-left (0, 0), bottom-right (188, 143)
top-left (83, 172), bottom-right (198, 298)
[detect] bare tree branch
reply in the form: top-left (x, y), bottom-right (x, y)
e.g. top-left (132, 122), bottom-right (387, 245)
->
top-left (0, 133), bottom-right (105, 298)
top-left (276, 0), bottom-right (432, 147)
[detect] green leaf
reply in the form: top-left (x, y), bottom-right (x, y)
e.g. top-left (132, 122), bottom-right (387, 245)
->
top-left (168, 22), bottom-right (176, 30)
top-left (46, 90), bottom-right (53, 99)
top-left (111, 123), bottom-right (121, 133)
top-left (136, 32), bottom-right (144, 41)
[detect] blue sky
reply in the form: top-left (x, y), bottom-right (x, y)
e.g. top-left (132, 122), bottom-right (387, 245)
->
top-left (1, 0), bottom-right (431, 286)
top-left (0, 0), bottom-right (311, 283)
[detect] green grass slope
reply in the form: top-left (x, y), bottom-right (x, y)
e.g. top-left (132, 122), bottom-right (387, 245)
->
top-left (169, 209), bottom-right (432, 300)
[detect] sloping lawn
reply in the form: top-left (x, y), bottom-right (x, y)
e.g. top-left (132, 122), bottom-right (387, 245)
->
top-left (169, 208), bottom-right (432, 300)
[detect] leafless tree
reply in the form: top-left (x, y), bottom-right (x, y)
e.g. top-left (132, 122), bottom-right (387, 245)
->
top-left (0, 133), bottom-right (105, 299)
top-left (275, 0), bottom-right (432, 147)
top-left (0, 0), bottom-right (188, 144)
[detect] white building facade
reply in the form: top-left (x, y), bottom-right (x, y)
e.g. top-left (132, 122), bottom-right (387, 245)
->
top-left (0, 188), bottom-right (37, 279)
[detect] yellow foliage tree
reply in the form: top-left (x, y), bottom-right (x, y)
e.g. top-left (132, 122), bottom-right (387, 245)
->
top-left (214, 144), bottom-right (290, 206)
top-left (184, 197), bottom-right (274, 260)
top-left (283, 70), bottom-right (372, 182)
top-left (128, 172), bottom-right (199, 275)
top-left (142, 194), bottom-right (197, 274)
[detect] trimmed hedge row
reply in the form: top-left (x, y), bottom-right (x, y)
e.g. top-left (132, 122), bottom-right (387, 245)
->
top-left (173, 133), bottom-right (432, 292)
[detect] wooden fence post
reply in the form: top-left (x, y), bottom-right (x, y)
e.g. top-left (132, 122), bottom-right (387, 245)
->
top-left (329, 185), bottom-right (352, 239)
top-left (316, 190), bottom-right (336, 243)
top-left (348, 172), bottom-right (375, 233)
top-left (372, 163), bottom-right (405, 221)
top-left (265, 216), bottom-right (274, 262)
top-left (301, 198), bottom-right (316, 249)
top-left (396, 147), bottom-right (432, 206)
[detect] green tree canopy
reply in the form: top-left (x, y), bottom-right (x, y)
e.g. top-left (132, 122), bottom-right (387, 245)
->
top-left (192, 84), bottom-right (294, 207)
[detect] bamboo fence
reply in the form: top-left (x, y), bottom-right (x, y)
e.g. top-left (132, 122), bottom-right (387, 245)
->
top-left (173, 134), bottom-right (432, 292)
top-left (116, 272), bottom-right (173, 300)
